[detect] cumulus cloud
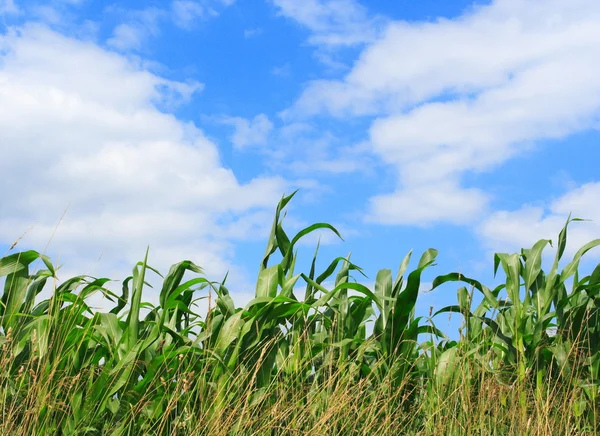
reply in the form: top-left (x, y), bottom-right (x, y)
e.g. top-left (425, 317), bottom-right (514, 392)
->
top-left (366, 182), bottom-right (488, 226)
top-left (478, 182), bottom-right (600, 257)
top-left (0, 24), bottom-right (287, 300)
top-left (222, 114), bottom-right (274, 149)
top-left (282, 0), bottom-right (600, 225)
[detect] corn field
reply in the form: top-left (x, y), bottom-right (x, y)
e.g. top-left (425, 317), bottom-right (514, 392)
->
top-left (1, 191), bottom-right (599, 435)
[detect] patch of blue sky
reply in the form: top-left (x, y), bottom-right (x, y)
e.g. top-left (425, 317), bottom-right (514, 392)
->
top-left (464, 133), bottom-right (600, 213)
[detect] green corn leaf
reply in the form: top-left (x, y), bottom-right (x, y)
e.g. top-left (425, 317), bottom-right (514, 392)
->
top-left (256, 265), bottom-right (279, 298)
top-left (215, 311), bottom-right (245, 353)
top-left (375, 269), bottom-right (392, 329)
top-left (0, 250), bottom-right (42, 277)
top-left (260, 190), bottom-right (298, 271)
top-left (559, 239), bottom-right (600, 285)
top-left (432, 273), bottom-right (500, 310)
top-left (159, 260), bottom-right (204, 309)
top-left (393, 250), bottom-right (413, 296)
top-left (524, 239), bottom-right (550, 293)
top-left (124, 248), bottom-right (150, 351)
top-left (302, 275), bottom-right (382, 312)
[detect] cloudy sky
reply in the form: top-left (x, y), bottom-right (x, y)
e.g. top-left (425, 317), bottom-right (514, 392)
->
top-left (1, 0), bottom-right (599, 321)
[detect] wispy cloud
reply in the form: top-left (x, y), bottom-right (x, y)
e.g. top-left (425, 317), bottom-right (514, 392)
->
top-left (271, 62), bottom-right (291, 77)
top-left (0, 0), bottom-right (18, 15)
top-left (270, 0), bottom-right (385, 46)
top-left (221, 114), bottom-right (274, 149)
top-left (106, 7), bottom-right (163, 51)
top-left (235, 119), bottom-right (375, 180)
top-left (107, 1), bottom-right (232, 51)
top-left (244, 27), bottom-right (262, 38)
top-left (172, 0), bottom-right (215, 30)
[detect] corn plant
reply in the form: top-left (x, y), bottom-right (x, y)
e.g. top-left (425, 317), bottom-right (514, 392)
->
top-left (0, 194), bottom-right (598, 434)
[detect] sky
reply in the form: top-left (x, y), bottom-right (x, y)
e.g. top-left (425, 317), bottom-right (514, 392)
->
top-left (1, 0), bottom-right (599, 332)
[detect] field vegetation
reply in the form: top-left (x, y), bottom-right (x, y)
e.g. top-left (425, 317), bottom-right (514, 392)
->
top-left (1, 191), bottom-right (599, 435)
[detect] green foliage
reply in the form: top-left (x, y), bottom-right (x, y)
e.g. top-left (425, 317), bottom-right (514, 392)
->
top-left (0, 193), bottom-right (599, 434)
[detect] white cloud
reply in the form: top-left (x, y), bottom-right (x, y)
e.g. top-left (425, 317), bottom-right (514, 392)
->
top-left (172, 0), bottom-right (211, 29)
top-left (108, 23), bottom-right (146, 51)
top-left (289, 156), bottom-right (363, 175)
top-left (107, 7), bottom-right (163, 51)
top-left (244, 28), bottom-right (262, 38)
top-left (0, 0), bottom-right (18, 15)
top-left (478, 182), bottom-right (600, 257)
top-left (30, 5), bottom-right (63, 25)
top-left (222, 113), bottom-right (274, 149)
top-left (242, 121), bottom-right (373, 179)
top-left (366, 181), bottom-right (488, 226)
top-left (107, 1), bottom-right (232, 51)
top-left (271, 63), bottom-right (291, 77)
top-left (270, 0), bottom-right (384, 46)
top-left (286, 136), bottom-right (370, 175)
top-left (0, 25), bottom-right (287, 299)
top-left (283, 0), bottom-right (600, 225)
top-left (291, 0), bottom-right (600, 117)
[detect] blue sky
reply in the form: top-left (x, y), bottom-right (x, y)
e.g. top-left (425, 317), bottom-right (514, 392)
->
top-left (1, 0), bottom-right (599, 331)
